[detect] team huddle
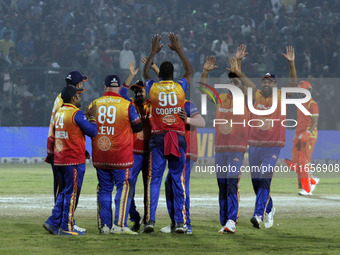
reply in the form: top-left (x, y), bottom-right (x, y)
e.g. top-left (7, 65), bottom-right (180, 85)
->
top-left (42, 33), bottom-right (319, 236)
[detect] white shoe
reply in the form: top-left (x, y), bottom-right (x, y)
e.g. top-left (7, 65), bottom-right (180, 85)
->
top-left (310, 177), bottom-right (320, 192)
top-left (312, 176), bottom-right (320, 185)
top-left (298, 189), bottom-right (312, 196)
top-left (74, 225), bottom-right (86, 232)
top-left (160, 223), bottom-right (175, 233)
top-left (250, 215), bottom-right (262, 229)
top-left (100, 224), bottom-right (110, 234)
top-left (218, 226), bottom-right (226, 234)
top-left (264, 208), bottom-right (275, 229)
top-left (225, 220), bottom-right (236, 233)
top-left (110, 224), bottom-right (137, 235)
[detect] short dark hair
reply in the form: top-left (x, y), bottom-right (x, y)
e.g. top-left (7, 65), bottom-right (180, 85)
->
top-left (228, 72), bottom-right (239, 79)
top-left (159, 61), bottom-right (174, 80)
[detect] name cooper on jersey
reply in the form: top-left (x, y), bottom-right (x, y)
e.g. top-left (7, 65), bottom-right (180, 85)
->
top-left (155, 106), bottom-right (182, 115)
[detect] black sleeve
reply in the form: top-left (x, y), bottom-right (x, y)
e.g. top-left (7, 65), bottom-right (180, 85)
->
top-left (132, 122), bottom-right (143, 133)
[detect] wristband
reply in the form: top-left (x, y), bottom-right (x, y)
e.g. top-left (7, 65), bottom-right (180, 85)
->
top-left (89, 116), bottom-right (96, 122)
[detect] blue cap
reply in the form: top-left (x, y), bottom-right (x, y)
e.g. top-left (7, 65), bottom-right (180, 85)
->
top-left (262, 73), bottom-right (276, 83)
top-left (105, 75), bottom-right (121, 87)
top-left (65, 71), bottom-right (88, 86)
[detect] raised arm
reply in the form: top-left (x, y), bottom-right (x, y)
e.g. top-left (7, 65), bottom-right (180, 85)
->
top-left (227, 57), bottom-right (257, 98)
top-left (282, 46), bottom-right (297, 87)
top-left (143, 34), bottom-right (163, 80)
top-left (125, 62), bottom-right (138, 86)
top-left (235, 44), bottom-right (248, 71)
top-left (199, 56), bottom-right (218, 102)
top-left (200, 56), bottom-right (217, 84)
top-left (142, 56), bottom-right (159, 76)
top-left (167, 32), bottom-right (193, 81)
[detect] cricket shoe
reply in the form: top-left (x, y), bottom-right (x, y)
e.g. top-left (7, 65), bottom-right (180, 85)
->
top-left (250, 215), bottom-right (262, 229)
top-left (99, 224), bottom-right (110, 234)
top-left (74, 225), bottom-right (86, 232)
top-left (218, 226), bottom-right (226, 234)
top-left (218, 220), bottom-right (236, 233)
top-left (160, 223), bottom-right (175, 233)
top-left (186, 224), bottom-right (192, 234)
top-left (110, 224), bottom-right (137, 235)
top-left (141, 220), bottom-right (155, 233)
top-left (43, 222), bottom-right (59, 235)
top-left (264, 208), bottom-right (276, 229)
top-left (174, 222), bottom-right (187, 234)
top-left (58, 228), bottom-right (85, 236)
top-left (310, 177), bottom-right (320, 193)
top-left (298, 189), bottom-right (312, 196)
top-left (224, 220), bottom-right (236, 233)
top-left (130, 218), bottom-right (142, 232)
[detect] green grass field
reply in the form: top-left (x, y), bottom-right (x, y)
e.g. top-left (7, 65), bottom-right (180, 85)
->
top-left (0, 164), bottom-right (340, 254)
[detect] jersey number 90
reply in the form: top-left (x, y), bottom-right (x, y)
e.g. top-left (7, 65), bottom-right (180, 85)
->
top-left (159, 92), bottom-right (178, 107)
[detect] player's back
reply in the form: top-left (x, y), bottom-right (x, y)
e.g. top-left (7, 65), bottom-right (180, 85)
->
top-left (91, 94), bottom-right (134, 169)
top-left (54, 103), bottom-right (85, 165)
top-left (148, 80), bottom-right (186, 135)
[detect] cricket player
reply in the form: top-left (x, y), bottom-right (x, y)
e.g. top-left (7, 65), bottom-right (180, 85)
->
top-left (119, 79), bottom-right (151, 232)
top-left (44, 85), bottom-right (97, 236)
top-left (142, 33), bottom-right (193, 233)
top-left (235, 46), bottom-right (297, 229)
top-left (284, 81), bottom-right (319, 195)
top-left (45, 70), bottom-right (88, 233)
top-left (161, 100), bottom-right (205, 234)
top-left (199, 51), bottom-right (250, 233)
top-left (90, 74), bottom-right (143, 235)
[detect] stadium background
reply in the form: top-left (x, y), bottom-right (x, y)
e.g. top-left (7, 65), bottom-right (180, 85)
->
top-left (1, 2), bottom-right (340, 253)
top-left (0, 0), bottom-right (339, 128)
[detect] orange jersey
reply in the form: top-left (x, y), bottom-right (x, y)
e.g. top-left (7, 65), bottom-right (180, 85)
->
top-left (249, 89), bottom-right (285, 147)
top-left (53, 104), bottom-right (86, 165)
top-left (184, 100), bottom-right (199, 161)
top-left (296, 98), bottom-right (319, 138)
top-left (91, 92), bottom-right (134, 169)
top-left (47, 93), bottom-right (63, 154)
top-left (215, 93), bottom-right (250, 152)
top-left (148, 80), bottom-right (186, 135)
top-left (132, 99), bottom-right (151, 154)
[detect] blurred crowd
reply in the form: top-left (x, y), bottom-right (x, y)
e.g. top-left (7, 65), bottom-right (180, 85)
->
top-left (0, 0), bottom-right (339, 128)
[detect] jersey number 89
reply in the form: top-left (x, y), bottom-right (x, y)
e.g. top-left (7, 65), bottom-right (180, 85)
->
top-left (98, 105), bottom-right (117, 124)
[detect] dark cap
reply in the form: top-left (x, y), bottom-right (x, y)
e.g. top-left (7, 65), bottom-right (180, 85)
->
top-left (65, 71), bottom-right (88, 86)
top-left (105, 74), bottom-right (121, 87)
top-left (130, 80), bottom-right (145, 90)
top-left (61, 86), bottom-right (84, 102)
top-left (262, 73), bottom-right (276, 83)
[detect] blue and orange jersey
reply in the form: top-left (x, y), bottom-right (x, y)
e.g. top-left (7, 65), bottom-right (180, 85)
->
top-left (47, 93), bottom-right (63, 154)
top-left (118, 86), bottom-right (151, 154)
top-left (248, 89), bottom-right (285, 147)
top-left (90, 92), bottom-right (141, 169)
top-left (296, 97), bottom-right (319, 138)
top-left (54, 103), bottom-right (97, 165)
top-left (146, 78), bottom-right (188, 135)
top-left (132, 99), bottom-right (151, 154)
top-left (215, 93), bottom-right (249, 152)
top-left (184, 100), bottom-right (199, 161)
